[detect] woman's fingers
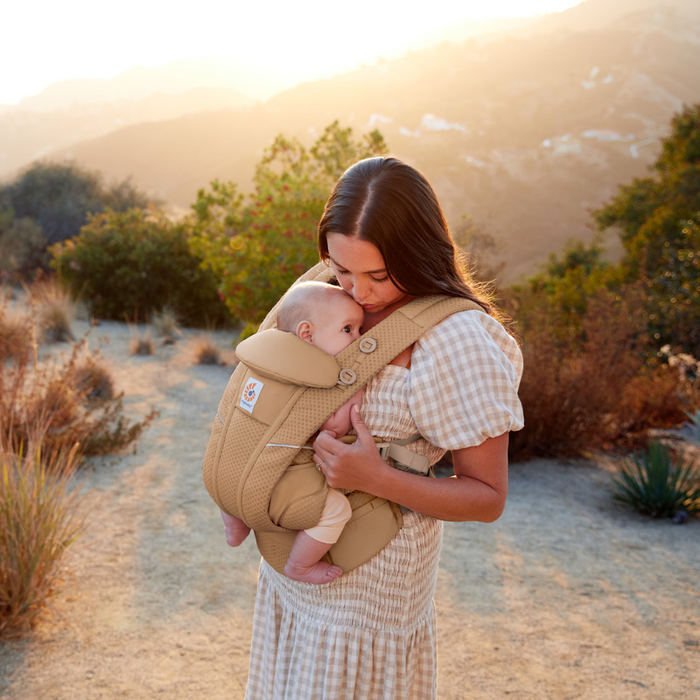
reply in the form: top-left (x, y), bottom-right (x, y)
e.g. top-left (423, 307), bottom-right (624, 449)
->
top-left (349, 404), bottom-right (373, 446)
top-left (314, 430), bottom-right (340, 454)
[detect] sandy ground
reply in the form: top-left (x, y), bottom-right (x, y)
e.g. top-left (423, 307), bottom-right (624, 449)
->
top-left (1, 319), bottom-right (699, 700)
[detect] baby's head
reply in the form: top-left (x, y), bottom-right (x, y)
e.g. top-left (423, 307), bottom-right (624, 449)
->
top-left (277, 281), bottom-right (364, 356)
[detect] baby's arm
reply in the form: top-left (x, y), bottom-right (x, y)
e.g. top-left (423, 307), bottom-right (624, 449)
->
top-left (319, 388), bottom-right (364, 437)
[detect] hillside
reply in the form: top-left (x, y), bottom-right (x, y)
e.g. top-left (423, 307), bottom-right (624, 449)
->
top-left (0, 86), bottom-right (253, 180)
top-left (40, 1), bottom-right (699, 280)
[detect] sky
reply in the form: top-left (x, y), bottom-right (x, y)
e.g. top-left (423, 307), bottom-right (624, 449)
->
top-left (3, 0), bottom-right (584, 105)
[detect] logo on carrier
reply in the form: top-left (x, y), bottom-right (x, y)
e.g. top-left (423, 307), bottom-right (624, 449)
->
top-left (240, 379), bottom-right (264, 413)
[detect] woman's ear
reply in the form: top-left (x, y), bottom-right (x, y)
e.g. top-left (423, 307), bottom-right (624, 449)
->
top-left (296, 320), bottom-right (314, 343)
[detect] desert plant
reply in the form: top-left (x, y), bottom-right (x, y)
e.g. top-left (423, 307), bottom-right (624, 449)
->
top-left (0, 311), bottom-right (157, 457)
top-left (0, 304), bottom-right (33, 364)
top-left (28, 276), bottom-right (75, 343)
top-left (152, 306), bottom-right (181, 345)
top-left (129, 333), bottom-right (154, 356)
top-left (0, 439), bottom-right (86, 639)
top-left (191, 334), bottom-right (221, 365)
top-left (611, 440), bottom-right (700, 518)
top-left (72, 356), bottom-right (114, 401)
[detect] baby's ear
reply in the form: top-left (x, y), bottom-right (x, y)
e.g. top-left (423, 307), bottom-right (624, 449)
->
top-left (296, 321), bottom-right (314, 343)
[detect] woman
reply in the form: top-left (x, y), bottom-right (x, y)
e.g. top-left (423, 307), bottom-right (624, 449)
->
top-left (242, 157), bottom-right (524, 699)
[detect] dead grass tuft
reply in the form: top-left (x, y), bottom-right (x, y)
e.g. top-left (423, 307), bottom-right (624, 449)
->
top-left (191, 334), bottom-right (222, 365)
top-left (73, 356), bottom-right (115, 402)
top-left (29, 277), bottom-right (76, 343)
top-left (0, 304), bottom-right (33, 364)
top-left (0, 436), bottom-right (86, 639)
top-left (152, 306), bottom-right (182, 345)
top-left (129, 334), bottom-right (154, 356)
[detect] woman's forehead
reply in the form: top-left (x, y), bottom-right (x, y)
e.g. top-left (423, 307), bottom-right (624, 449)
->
top-left (327, 233), bottom-right (385, 272)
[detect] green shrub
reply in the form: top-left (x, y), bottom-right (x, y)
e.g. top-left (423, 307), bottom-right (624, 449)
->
top-left (50, 208), bottom-right (230, 327)
top-left (611, 440), bottom-right (700, 518)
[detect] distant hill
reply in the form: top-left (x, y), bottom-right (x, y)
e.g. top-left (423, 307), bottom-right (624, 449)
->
top-left (44, 0), bottom-right (700, 281)
top-left (0, 86), bottom-right (253, 181)
top-left (12, 58), bottom-right (283, 110)
top-left (5, 0), bottom-right (700, 281)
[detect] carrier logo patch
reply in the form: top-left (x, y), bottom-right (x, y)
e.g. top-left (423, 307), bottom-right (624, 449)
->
top-left (240, 379), bottom-right (264, 413)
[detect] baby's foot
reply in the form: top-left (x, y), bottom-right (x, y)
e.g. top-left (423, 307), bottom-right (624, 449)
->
top-left (284, 560), bottom-right (343, 585)
top-left (224, 522), bottom-right (251, 547)
top-left (220, 511), bottom-right (251, 547)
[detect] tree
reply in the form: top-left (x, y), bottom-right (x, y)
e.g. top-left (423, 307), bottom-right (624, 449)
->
top-left (190, 122), bottom-right (388, 337)
top-left (2, 161), bottom-right (152, 246)
top-left (595, 103), bottom-right (700, 354)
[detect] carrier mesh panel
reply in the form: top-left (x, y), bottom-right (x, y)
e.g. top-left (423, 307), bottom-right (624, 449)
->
top-left (201, 418), bottom-right (223, 504)
top-left (217, 411), bottom-right (269, 518)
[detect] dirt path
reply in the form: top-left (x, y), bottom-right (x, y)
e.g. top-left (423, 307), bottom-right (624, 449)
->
top-left (1, 321), bottom-right (699, 699)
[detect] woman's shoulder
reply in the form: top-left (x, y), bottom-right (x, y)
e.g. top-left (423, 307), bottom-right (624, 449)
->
top-left (414, 309), bottom-right (522, 373)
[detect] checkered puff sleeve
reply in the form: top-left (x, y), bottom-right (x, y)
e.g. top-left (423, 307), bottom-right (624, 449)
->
top-left (408, 309), bottom-right (524, 450)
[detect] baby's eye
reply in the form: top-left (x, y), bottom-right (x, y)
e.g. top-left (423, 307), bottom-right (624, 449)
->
top-left (342, 325), bottom-right (351, 333)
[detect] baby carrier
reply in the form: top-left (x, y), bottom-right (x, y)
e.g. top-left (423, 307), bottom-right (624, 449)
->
top-left (202, 262), bottom-right (482, 575)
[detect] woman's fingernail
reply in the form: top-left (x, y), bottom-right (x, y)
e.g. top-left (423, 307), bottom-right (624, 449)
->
top-left (353, 405), bottom-right (360, 413)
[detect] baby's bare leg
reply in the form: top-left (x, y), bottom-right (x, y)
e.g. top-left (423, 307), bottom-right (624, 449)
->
top-left (220, 509), bottom-right (251, 547)
top-left (284, 531), bottom-right (343, 584)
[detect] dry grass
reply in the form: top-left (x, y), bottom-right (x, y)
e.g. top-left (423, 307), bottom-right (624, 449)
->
top-left (152, 306), bottom-right (182, 345)
top-left (72, 355), bottom-right (115, 402)
top-left (28, 277), bottom-right (76, 343)
top-left (0, 303), bottom-right (33, 364)
top-left (190, 334), bottom-right (222, 365)
top-left (0, 297), bottom-right (157, 457)
top-left (129, 333), bottom-right (154, 356)
top-left (0, 436), bottom-right (86, 639)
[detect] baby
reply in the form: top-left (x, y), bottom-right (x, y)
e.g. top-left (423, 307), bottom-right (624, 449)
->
top-left (220, 282), bottom-right (364, 584)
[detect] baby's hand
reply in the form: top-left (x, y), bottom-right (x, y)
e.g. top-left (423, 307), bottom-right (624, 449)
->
top-left (220, 509), bottom-right (251, 547)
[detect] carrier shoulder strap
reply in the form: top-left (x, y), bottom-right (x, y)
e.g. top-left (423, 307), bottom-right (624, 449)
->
top-left (238, 287), bottom-right (484, 531)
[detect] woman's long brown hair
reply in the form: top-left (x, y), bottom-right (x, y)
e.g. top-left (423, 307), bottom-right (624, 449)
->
top-left (317, 157), bottom-right (495, 315)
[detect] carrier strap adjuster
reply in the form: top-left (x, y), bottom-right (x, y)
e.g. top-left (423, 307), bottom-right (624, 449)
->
top-left (375, 434), bottom-right (431, 476)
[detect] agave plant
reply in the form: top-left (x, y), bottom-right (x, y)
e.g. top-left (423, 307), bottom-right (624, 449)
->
top-left (612, 441), bottom-right (700, 518)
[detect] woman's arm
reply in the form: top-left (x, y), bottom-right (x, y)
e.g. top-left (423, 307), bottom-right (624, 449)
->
top-left (313, 406), bottom-right (508, 523)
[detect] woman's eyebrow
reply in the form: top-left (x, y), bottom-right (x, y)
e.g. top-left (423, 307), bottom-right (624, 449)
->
top-left (330, 257), bottom-right (386, 274)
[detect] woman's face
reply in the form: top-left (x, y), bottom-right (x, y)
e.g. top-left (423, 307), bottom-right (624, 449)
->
top-left (326, 233), bottom-right (408, 314)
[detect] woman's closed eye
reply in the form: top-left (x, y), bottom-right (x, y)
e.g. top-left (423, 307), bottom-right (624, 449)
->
top-left (336, 269), bottom-right (389, 284)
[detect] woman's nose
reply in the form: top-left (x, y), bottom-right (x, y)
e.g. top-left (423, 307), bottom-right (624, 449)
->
top-left (352, 278), bottom-right (368, 302)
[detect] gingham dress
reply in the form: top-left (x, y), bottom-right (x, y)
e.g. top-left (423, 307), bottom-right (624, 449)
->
top-left (245, 310), bottom-right (524, 700)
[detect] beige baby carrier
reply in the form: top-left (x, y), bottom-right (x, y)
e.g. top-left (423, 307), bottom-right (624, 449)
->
top-left (202, 262), bottom-right (482, 575)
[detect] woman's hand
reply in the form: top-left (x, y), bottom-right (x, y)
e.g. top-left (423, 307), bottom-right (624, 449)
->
top-left (313, 406), bottom-right (390, 492)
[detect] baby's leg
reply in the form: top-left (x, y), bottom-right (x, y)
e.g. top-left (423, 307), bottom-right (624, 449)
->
top-left (220, 509), bottom-right (251, 547)
top-left (283, 489), bottom-right (352, 584)
top-left (284, 531), bottom-right (342, 584)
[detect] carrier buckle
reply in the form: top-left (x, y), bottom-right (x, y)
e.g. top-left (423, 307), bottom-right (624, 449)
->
top-left (359, 337), bottom-right (377, 353)
top-left (338, 368), bottom-right (357, 386)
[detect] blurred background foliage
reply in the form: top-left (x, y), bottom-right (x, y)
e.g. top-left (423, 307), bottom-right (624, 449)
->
top-left (0, 107), bottom-right (698, 459)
